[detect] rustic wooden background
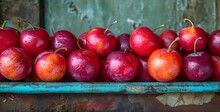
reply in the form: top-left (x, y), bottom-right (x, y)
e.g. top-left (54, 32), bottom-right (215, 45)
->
top-left (1, 0), bottom-right (220, 112)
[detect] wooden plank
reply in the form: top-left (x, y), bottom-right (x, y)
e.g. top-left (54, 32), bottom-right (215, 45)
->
top-left (0, 82), bottom-right (219, 94)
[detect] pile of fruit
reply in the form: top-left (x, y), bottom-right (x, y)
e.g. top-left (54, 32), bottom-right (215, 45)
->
top-left (0, 18), bottom-right (219, 82)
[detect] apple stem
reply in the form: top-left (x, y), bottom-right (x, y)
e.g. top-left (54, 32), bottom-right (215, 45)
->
top-left (1, 21), bottom-right (6, 29)
top-left (54, 47), bottom-right (68, 54)
top-left (104, 21), bottom-right (118, 34)
top-left (153, 24), bottom-right (165, 32)
top-left (193, 37), bottom-right (202, 55)
top-left (76, 40), bottom-right (82, 49)
top-left (167, 37), bottom-right (180, 52)
top-left (184, 18), bottom-right (194, 28)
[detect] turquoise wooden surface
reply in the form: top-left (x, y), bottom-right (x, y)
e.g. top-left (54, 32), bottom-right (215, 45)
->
top-left (0, 82), bottom-right (219, 94)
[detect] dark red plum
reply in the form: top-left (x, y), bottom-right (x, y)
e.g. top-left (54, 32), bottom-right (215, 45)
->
top-left (51, 30), bottom-right (78, 58)
top-left (116, 33), bottom-right (133, 53)
top-left (134, 56), bottom-right (155, 82)
top-left (68, 49), bottom-right (100, 82)
top-left (105, 51), bottom-right (139, 82)
top-left (183, 52), bottom-right (213, 81)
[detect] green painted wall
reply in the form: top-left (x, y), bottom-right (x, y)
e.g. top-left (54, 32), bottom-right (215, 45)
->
top-left (44, 0), bottom-right (219, 37)
top-left (1, 0), bottom-right (220, 37)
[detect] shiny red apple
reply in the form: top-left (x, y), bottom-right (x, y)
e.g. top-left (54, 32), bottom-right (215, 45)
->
top-left (19, 21), bottom-right (50, 56)
top-left (0, 21), bottom-right (19, 53)
top-left (116, 33), bottom-right (134, 53)
top-left (179, 18), bottom-right (207, 52)
top-left (0, 47), bottom-right (33, 81)
top-left (34, 48), bottom-right (67, 82)
top-left (105, 51), bottom-right (139, 82)
top-left (148, 38), bottom-right (182, 82)
top-left (86, 21), bottom-right (117, 57)
top-left (68, 49), bottom-right (100, 82)
top-left (51, 30), bottom-right (78, 58)
top-left (159, 29), bottom-right (180, 51)
top-left (130, 26), bottom-right (161, 56)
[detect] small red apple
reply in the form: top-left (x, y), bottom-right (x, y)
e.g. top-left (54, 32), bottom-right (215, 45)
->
top-left (159, 29), bottom-right (180, 51)
top-left (179, 18), bottom-right (207, 52)
top-left (68, 49), bottom-right (100, 82)
top-left (105, 51), bottom-right (139, 82)
top-left (130, 26), bottom-right (161, 56)
top-left (116, 33), bottom-right (134, 54)
top-left (19, 20), bottom-right (50, 56)
top-left (86, 21), bottom-right (117, 57)
top-left (0, 21), bottom-right (19, 53)
top-left (0, 47), bottom-right (33, 81)
top-left (34, 48), bottom-right (67, 82)
top-left (148, 38), bottom-right (182, 82)
top-left (51, 30), bottom-right (78, 58)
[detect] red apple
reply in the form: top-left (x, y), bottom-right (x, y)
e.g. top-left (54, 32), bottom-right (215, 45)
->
top-left (34, 48), bottom-right (67, 82)
top-left (134, 56), bottom-right (155, 82)
top-left (86, 21), bottom-right (117, 57)
top-left (116, 33), bottom-right (134, 53)
top-left (148, 38), bottom-right (182, 82)
top-left (0, 21), bottom-right (19, 53)
top-left (105, 51), bottom-right (139, 82)
top-left (78, 31), bottom-right (88, 49)
top-left (68, 49), bottom-right (100, 82)
top-left (183, 52), bottom-right (213, 81)
top-left (159, 29), bottom-right (180, 51)
top-left (51, 30), bottom-right (78, 58)
top-left (208, 30), bottom-right (220, 55)
top-left (19, 21), bottom-right (50, 56)
top-left (130, 26), bottom-right (161, 56)
top-left (179, 18), bottom-right (207, 52)
top-left (0, 47), bottom-right (33, 81)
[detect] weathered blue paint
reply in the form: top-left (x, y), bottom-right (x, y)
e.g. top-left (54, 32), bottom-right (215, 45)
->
top-left (0, 82), bottom-right (219, 94)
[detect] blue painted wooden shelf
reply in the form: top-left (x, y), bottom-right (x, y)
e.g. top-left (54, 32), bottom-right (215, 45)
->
top-left (0, 82), bottom-right (220, 94)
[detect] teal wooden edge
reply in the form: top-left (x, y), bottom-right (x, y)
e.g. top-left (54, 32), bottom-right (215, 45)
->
top-left (0, 82), bottom-right (219, 94)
